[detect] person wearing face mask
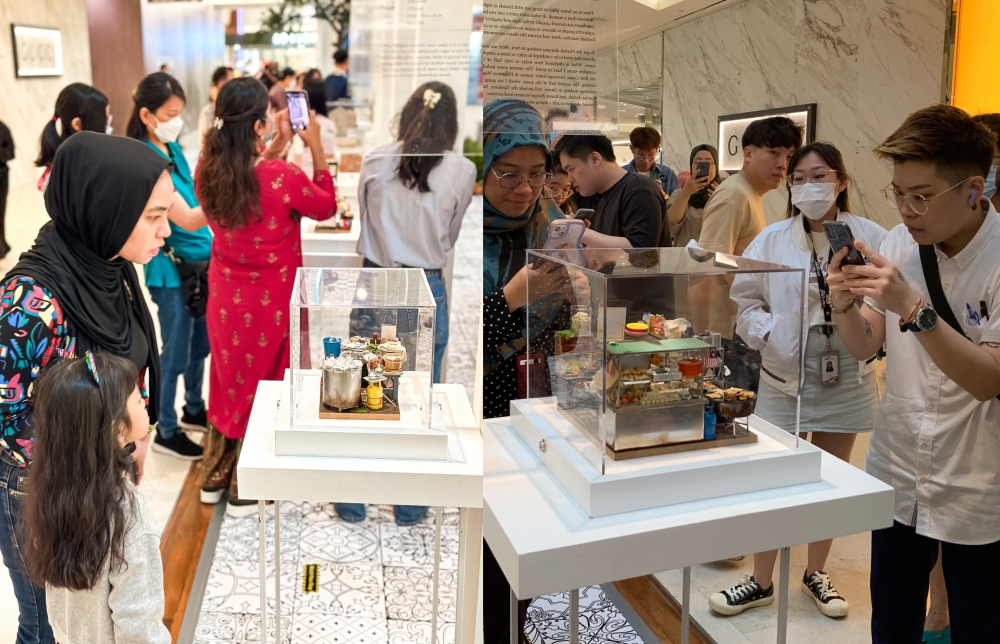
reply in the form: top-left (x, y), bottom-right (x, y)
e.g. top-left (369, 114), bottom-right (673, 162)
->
top-left (972, 113), bottom-right (1000, 212)
top-left (710, 142), bottom-right (886, 619)
top-left (127, 72), bottom-right (212, 460)
top-left (195, 77), bottom-right (335, 517)
top-left (35, 83), bottom-right (112, 195)
top-left (0, 132), bottom-right (171, 643)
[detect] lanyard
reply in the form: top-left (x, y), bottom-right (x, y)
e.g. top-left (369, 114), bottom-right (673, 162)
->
top-left (803, 215), bottom-right (834, 341)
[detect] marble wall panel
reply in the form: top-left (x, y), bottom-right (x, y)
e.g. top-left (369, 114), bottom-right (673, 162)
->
top-left (0, 0), bottom-right (93, 191)
top-left (619, 33), bottom-right (663, 89)
top-left (628, 0), bottom-right (949, 229)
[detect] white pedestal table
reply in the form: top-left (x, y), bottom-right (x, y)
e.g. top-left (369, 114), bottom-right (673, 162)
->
top-left (484, 417), bottom-right (894, 644)
top-left (240, 380), bottom-right (483, 644)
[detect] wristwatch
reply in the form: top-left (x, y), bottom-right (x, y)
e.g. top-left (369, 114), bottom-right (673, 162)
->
top-left (901, 305), bottom-right (938, 333)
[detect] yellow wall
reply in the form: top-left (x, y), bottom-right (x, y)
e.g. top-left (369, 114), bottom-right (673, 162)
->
top-left (952, 0), bottom-right (1000, 114)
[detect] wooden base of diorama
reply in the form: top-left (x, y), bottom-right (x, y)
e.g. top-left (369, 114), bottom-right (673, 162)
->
top-left (318, 371), bottom-right (401, 420)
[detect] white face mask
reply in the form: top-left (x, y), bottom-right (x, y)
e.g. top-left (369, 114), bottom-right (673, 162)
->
top-left (985, 164), bottom-right (998, 200)
top-left (790, 182), bottom-right (837, 220)
top-left (152, 115), bottom-right (184, 143)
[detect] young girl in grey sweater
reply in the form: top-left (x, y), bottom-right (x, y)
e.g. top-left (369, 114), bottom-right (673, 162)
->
top-left (23, 352), bottom-right (170, 644)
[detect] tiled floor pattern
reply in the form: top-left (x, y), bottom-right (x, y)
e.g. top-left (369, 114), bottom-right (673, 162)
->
top-left (525, 586), bottom-right (644, 644)
top-left (194, 503), bottom-right (461, 644)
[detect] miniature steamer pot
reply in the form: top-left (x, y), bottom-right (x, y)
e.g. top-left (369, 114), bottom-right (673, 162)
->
top-left (322, 356), bottom-right (363, 411)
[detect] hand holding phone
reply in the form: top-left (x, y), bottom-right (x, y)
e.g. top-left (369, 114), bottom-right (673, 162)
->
top-left (532, 219), bottom-right (586, 268)
top-left (823, 221), bottom-right (868, 267)
top-left (286, 90), bottom-right (311, 133)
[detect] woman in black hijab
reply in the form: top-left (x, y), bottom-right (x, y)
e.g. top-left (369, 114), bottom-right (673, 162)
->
top-left (0, 131), bottom-right (171, 643)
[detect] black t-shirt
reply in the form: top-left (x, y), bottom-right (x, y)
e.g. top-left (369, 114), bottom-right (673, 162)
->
top-left (590, 172), bottom-right (666, 248)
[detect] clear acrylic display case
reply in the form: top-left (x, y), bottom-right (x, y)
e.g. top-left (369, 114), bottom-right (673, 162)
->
top-left (525, 247), bottom-right (806, 474)
top-left (288, 268), bottom-right (437, 431)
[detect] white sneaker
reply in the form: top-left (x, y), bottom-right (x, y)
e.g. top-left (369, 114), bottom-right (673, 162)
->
top-left (226, 501), bottom-right (259, 518)
top-left (802, 570), bottom-right (849, 618)
top-left (709, 574), bottom-right (774, 616)
top-left (200, 489), bottom-right (224, 504)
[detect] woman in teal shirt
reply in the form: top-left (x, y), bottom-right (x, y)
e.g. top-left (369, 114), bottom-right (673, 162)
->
top-left (127, 72), bottom-right (212, 460)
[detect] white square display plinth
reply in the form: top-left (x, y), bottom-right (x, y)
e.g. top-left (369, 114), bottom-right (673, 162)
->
top-left (275, 370), bottom-right (449, 460)
top-left (510, 398), bottom-right (822, 518)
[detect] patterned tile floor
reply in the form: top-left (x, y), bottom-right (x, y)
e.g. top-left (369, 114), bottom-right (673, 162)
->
top-left (195, 503), bottom-right (461, 644)
top-left (525, 587), bottom-right (644, 644)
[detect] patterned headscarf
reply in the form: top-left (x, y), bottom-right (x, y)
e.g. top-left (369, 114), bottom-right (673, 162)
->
top-left (483, 98), bottom-right (563, 296)
top-left (482, 99), bottom-right (565, 373)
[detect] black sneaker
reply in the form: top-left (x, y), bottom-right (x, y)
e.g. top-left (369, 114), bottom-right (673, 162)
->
top-left (802, 570), bottom-right (848, 617)
top-left (180, 409), bottom-right (208, 431)
top-left (709, 574), bottom-right (774, 616)
top-left (152, 432), bottom-right (204, 460)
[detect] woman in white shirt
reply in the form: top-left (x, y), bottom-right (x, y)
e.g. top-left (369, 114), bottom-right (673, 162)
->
top-left (354, 81), bottom-right (476, 380)
top-left (710, 142), bottom-right (886, 620)
top-left (338, 81), bottom-right (475, 527)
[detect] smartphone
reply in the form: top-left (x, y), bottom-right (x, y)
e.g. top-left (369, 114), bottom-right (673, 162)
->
top-left (694, 161), bottom-right (711, 179)
top-left (287, 90), bottom-right (310, 132)
top-left (533, 219), bottom-right (586, 268)
top-left (573, 208), bottom-right (595, 222)
top-left (823, 221), bottom-right (868, 266)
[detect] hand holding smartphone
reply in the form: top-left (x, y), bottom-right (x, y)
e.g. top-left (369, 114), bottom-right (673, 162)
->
top-left (532, 219), bottom-right (587, 268)
top-left (286, 90), bottom-right (311, 133)
top-left (823, 221), bottom-right (868, 266)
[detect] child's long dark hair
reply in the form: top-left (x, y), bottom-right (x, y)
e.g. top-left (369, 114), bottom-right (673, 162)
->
top-left (35, 83), bottom-right (109, 168)
top-left (23, 353), bottom-right (139, 590)
top-left (394, 81), bottom-right (459, 193)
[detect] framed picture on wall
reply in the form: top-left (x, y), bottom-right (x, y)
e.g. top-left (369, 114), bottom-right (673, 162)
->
top-left (11, 25), bottom-right (64, 77)
top-left (717, 104), bottom-right (817, 174)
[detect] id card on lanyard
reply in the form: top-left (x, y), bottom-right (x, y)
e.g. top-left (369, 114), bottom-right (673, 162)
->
top-left (805, 217), bottom-right (839, 385)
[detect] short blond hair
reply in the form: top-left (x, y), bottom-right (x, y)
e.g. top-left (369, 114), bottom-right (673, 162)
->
top-left (874, 104), bottom-right (995, 181)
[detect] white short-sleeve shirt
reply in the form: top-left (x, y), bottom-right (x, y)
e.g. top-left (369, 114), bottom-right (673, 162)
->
top-left (865, 203), bottom-right (1000, 546)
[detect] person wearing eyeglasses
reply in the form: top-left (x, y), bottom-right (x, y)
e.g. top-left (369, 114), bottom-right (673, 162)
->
top-left (712, 142), bottom-right (886, 620)
top-left (825, 104), bottom-right (1000, 644)
top-left (553, 132), bottom-right (666, 249)
top-left (622, 126), bottom-right (680, 196)
top-left (545, 166), bottom-right (577, 216)
top-left (483, 98), bottom-right (571, 644)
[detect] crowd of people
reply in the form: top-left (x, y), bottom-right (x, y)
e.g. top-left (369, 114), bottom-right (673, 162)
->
top-left (0, 46), bottom-right (475, 643)
top-left (482, 99), bottom-right (1000, 644)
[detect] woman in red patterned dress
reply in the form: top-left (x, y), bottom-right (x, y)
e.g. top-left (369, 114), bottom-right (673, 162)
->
top-left (195, 77), bottom-right (335, 516)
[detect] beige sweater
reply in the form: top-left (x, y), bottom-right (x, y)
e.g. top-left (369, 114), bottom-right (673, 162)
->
top-left (46, 483), bottom-right (170, 644)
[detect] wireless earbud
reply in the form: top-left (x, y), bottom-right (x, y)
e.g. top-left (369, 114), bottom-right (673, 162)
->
top-left (970, 189), bottom-right (980, 204)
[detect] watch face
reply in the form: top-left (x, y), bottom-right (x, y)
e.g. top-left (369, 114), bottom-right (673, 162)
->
top-left (916, 307), bottom-right (938, 331)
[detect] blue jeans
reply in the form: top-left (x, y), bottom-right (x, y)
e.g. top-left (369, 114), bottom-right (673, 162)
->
top-left (333, 503), bottom-right (428, 526)
top-left (149, 287), bottom-right (210, 438)
top-left (354, 260), bottom-right (449, 383)
top-left (0, 452), bottom-right (55, 644)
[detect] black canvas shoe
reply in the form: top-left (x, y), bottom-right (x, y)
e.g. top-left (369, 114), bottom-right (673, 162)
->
top-left (802, 570), bottom-right (848, 617)
top-left (709, 574), bottom-right (774, 616)
top-left (152, 432), bottom-right (204, 460)
top-left (180, 409), bottom-right (208, 431)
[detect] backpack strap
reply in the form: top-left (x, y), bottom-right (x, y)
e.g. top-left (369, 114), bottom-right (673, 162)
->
top-left (918, 244), bottom-right (1000, 400)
